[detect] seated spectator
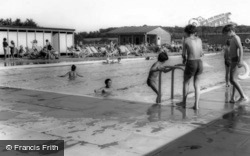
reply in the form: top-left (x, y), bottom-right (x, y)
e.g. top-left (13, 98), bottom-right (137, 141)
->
top-left (43, 40), bottom-right (59, 59)
top-left (9, 40), bottom-right (15, 59)
top-left (32, 40), bottom-right (38, 51)
top-left (18, 45), bottom-right (26, 58)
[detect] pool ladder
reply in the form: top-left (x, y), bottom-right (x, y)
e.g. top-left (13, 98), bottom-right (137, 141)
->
top-left (158, 64), bottom-right (185, 103)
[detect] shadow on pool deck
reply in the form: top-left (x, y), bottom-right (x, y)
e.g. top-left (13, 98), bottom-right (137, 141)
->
top-left (0, 78), bottom-right (249, 156)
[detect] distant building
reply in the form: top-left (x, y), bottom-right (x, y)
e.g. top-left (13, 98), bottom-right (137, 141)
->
top-left (0, 26), bottom-right (75, 55)
top-left (107, 26), bottom-right (171, 46)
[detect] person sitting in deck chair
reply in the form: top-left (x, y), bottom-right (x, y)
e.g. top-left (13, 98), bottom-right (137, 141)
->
top-left (44, 40), bottom-right (59, 59)
top-left (18, 45), bottom-right (26, 58)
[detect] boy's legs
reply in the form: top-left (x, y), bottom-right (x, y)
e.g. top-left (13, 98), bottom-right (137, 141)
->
top-left (193, 74), bottom-right (201, 110)
top-left (229, 62), bottom-right (248, 102)
top-left (225, 65), bottom-right (230, 86)
top-left (183, 76), bottom-right (191, 106)
top-left (4, 48), bottom-right (7, 59)
top-left (4, 49), bottom-right (6, 59)
top-left (147, 80), bottom-right (160, 103)
top-left (176, 75), bottom-right (191, 107)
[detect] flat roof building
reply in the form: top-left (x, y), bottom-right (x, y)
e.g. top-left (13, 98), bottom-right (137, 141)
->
top-left (108, 26), bottom-right (171, 46)
top-left (0, 26), bottom-right (75, 55)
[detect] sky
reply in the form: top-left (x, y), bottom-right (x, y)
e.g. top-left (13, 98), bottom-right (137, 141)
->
top-left (0, 0), bottom-right (249, 32)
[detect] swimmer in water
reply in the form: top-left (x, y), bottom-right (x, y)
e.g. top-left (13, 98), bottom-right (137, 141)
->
top-left (94, 78), bottom-right (113, 95)
top-left (147, 52), bottom-right (172, 104)
top-left (111, 57), bottom-right (122, 64)
top-left (59, 65), bottom-right (83, 79)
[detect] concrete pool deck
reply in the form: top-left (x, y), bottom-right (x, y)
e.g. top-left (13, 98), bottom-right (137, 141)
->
top-left (0, 77), bottom-right (250, 155)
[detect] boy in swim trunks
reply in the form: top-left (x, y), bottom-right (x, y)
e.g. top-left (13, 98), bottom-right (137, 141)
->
top-left (59, 64), bottom-right (83, 80)
top-left (177, 24), bottom-right (203, 110)
top-left (147, 52), bottom-right (172, 104)
top-left (224, 39), bottom-right (231, 87)
top-left (222, 24), bottom-right (248, 103)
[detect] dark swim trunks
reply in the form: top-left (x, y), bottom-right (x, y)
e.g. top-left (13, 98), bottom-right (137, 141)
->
top-left (184, 59), bottom-right (203, 79)
top-left (231, 56), bottom-right (239, 63)
top-left (225, 60), bottom-right (231, 67)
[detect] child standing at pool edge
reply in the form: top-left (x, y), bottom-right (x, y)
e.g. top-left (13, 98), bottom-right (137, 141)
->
top-left (222, 24), bottom-right (248, 103)
top-left (224, 39), bottom-right (231, 87)
top-left (147, 52), bottom-right (172, 104)
top-left (177, 24), bottom-right (204, 110)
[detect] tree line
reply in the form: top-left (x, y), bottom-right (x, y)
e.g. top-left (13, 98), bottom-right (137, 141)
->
top-left (0, 18), bottom-right (38, 27)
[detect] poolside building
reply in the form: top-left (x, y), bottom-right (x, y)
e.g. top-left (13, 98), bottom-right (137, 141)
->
top-left (107, 26), bottom-right (171, 46)
top-left (0, 26), bottom-right (75, 55)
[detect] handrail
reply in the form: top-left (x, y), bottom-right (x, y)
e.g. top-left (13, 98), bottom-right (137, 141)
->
top-left (158, 64), bottom-right (185, 103)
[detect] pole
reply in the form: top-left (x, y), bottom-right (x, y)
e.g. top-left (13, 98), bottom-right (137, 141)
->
top-left (171, 69), bottom-right (175, 99)
top-left (43, 31), bottom-right (44, 47)
top-left (158, 71), bottom-right (162, 103)
top-left (66, 32), bottom-right (68, 56)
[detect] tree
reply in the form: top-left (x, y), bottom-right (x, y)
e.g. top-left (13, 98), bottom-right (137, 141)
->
top-left (23, 18), bottom-right (38, 27)
top-left (13, 18), bottom-right (23, 26)
top-left (0, 18), bottom-right (38, 27)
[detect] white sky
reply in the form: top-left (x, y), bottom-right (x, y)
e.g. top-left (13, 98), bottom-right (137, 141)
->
top-left (1, 0), bottom-right (249, 32)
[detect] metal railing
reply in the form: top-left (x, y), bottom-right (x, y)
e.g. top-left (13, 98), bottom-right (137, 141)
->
top-left (158, 64), bottom-right (185, 103)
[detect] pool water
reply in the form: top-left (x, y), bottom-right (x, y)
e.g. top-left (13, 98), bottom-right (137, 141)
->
top-left (0, 53), bottom-right (249, 103)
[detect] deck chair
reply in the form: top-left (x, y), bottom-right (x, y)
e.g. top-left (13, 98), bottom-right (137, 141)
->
top-left (95, 47), bottom-right (107, 57)
top-left (118, 45), bottom-right (131, 56)
top-left (125, 45), bottom-right (137, 54)
top-left (90, 46), bottom-right (102, 57)
top-left (25, 48), bottom-right (39, 59)
top-left (67, 47), bottom-right (84, 58)
top-left (85, 47), bottom-right (94, 57)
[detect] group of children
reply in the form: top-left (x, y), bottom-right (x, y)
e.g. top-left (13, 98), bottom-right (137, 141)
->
top-left (147, 24), bottom-right (248, 110)
top-left (59, 24), bottom-right (249, 110)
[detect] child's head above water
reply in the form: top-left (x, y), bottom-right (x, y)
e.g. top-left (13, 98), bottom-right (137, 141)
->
top-left (117, 57), bottom-right (121, 62)
top-left (105, 78), bottom-right (112, 87)
top-left (71, 65), bottom-right (76, 71)
top-left (158, 52), bottom-right (168, 62)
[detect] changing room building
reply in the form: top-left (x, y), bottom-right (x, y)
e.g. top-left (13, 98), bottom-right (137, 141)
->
top-left (0, 26), bottom-right (75, 55)
top-left (107, 26), bottom-right (171, 46)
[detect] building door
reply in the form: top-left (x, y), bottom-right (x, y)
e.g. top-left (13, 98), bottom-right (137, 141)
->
top-left (147, 37), bottom-right (150, 44)
top-left (135, 37), bottom-right (140, 45)
top-left (157, 36), bottom-right (161, 46)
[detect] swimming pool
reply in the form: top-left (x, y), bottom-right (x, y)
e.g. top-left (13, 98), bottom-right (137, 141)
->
top-left (0, 53), bottom-right (249, 104)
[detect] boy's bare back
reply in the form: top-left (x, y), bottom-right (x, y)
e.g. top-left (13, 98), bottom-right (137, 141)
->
top-left (183, 37), bottom-right (203, 60)
top-left (229, 35), bottom-right (242, 59)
